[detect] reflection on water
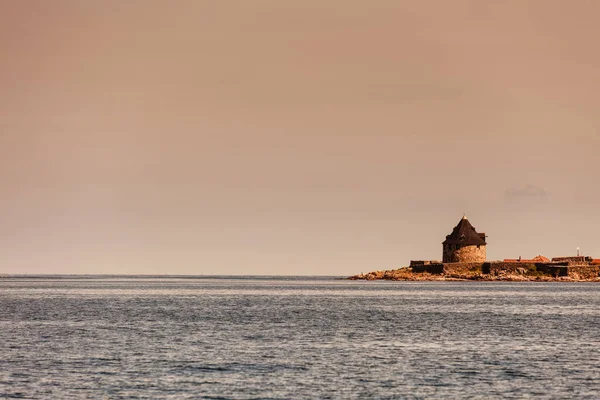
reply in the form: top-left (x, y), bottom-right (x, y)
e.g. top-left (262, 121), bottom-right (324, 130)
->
top-left (1, 277), bottom-right (599, 399)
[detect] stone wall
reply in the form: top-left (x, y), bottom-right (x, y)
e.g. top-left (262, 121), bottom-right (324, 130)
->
top-left (411, 262), bottom-right (486, 275)
top-left (411, 263), bottom-right (444, 274)
top-left (484, 262), bottom-right (537, 275)
top-left (484, 262), bottom-right (571, 276)
top-left (410, 260), bottom-right (441, 267)
top-left (408, 260), bottom-right (600, 279)
top-left (443, 245), bottom-right (486, 263)
top-left (442, 262), bottom-right (484, 275)
top-left (551, 256), bottom-right (593, 265)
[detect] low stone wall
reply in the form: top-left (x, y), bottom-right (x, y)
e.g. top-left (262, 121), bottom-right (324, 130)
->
top-left (552, 256), bottom-right (593, 265)
top-left (443, 262), bottom-right (485, 275)
top-left (485, 262), bottom-right (534, 275)
top-left (484, 262), bottom-right (573, 276)
top-left (411, 263), bottom-right (444, 274)
top-left (408, 259), bottom-right (600, 279)
top-left (410, 260), bottom-right (442, 266)
top-left (409, 262), bottom-right (486, 275)
top-left (535, 264), bottom-right (569, 277)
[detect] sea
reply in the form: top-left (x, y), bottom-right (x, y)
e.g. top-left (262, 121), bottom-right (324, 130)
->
top-left (1, 276), bottom-right (599, 399)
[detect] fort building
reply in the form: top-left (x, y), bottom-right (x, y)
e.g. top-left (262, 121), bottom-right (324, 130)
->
top-left (442, 215), bottom-right (486, 263)
top-left (398, 214), bottom-right (600, 280)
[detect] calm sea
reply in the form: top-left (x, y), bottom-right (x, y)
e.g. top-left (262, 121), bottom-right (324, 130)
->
top-left (1, 276), bottom-right (599, 399)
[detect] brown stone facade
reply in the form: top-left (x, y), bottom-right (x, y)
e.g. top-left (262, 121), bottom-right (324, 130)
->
top-left (443, 244), bottom-right (486, 263)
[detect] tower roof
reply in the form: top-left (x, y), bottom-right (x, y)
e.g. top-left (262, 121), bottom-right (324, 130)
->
top-left (443, 216), bottom-right (486, 246)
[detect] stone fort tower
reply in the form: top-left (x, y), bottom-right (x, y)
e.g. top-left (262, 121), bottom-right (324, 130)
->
top-left (442, 215), bottom-right (487, 263)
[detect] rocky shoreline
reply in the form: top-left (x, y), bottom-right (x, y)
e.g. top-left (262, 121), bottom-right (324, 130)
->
top-left (348, 267), bottom-right (600, 282)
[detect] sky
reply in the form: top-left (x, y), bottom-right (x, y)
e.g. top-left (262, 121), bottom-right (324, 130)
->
top-left (1, 0), bottom-right (599, 275)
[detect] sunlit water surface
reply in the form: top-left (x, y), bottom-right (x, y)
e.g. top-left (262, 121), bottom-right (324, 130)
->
top-left (1, 277), bottom-right (599, 399)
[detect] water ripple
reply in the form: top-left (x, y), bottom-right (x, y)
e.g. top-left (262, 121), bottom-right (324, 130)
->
top-left (0, 278), bottom-right (599, 399)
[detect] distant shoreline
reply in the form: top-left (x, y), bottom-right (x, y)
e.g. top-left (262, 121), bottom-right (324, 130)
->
top-left (348, 267), bottom-right (600, 282)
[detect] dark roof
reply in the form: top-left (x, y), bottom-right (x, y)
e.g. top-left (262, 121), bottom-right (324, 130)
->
top-left (443, 216), bottom-right (486, 246)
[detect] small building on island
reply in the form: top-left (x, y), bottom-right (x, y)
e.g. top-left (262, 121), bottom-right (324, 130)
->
top-left (442, 215), bottom-right (486, 263)
top-left (367, 213), bottom-right (600, 280)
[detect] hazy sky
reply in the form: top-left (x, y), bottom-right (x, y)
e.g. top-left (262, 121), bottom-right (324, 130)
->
top-left (1, 1), bottom-right (599, 275)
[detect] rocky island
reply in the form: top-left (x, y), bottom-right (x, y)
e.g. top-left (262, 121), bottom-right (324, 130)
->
top-left (349, 216), bottom-right (600, 282)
